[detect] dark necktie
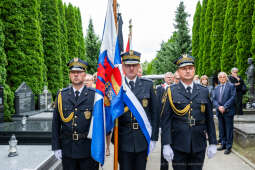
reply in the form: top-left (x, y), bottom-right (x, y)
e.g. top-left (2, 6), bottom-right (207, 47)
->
top-left (186, 86), bottom-right (191, 95)
top-left (219, 85), bottom-right (224, 103)
top-left (75, 90), bottom-right (80, 101)
top-left (129, 81), bottom-right (135, 91)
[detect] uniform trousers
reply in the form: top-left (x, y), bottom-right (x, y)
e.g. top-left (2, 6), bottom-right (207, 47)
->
top-left (119, 150), bottom-right (147, 170)
top-left (172, 149), bottom-right (205, 170)
top-left (62, 155), bottom-right (99, 170)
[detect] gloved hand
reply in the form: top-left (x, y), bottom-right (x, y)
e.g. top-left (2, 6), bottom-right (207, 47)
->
top-left (150, 141), bottom-right (156, 152)
top-left (207, 144), bottom-right (217, 159)
top-left (54, 149), bottom-right (62, 160)
top-left (163, 144), bottom-right (174, 162)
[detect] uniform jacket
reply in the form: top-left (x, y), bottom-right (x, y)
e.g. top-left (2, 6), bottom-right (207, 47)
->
top-left (161, 82), bottom-right (217, 153)
top-left (118, 77), bottom-right (160, 153)
top-left (213, 82), bottom-right (236, 116)
top-left (52, 86), bottom-right (95, 159)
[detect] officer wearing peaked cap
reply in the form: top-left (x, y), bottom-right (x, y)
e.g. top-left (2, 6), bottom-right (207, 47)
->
top-left (116, 50), bottom-right (159, 170)
top-left (161, 54), bottom-right (217, 170)
top-left (52, 58), bottom-right (99, 170)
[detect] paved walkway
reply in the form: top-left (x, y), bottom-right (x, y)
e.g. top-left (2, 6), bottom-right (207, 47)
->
top-left (104, 142), bottom-right (254, 170)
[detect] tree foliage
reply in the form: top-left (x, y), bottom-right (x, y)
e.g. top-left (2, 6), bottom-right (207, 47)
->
top-left (41, 0), bottom-right (63, 96)
top-left (0, 19), bottom-right (14, 120)
top-left (192, 2), bottom-right (201, 72)
top-left (197, 0), bottom-right (208, 75)
top-left (85, 18), bottom-right (101, 74)
top-left (236, 0), bottom-right (254, 77)
top-left (210, 0), bottom-right (227, 74)
top-left (221, 0), bottom-right (239, 73)
top-left (201, 0), bottom-right (214, 76)
top-left (58, 0), bottom-right (69, 87)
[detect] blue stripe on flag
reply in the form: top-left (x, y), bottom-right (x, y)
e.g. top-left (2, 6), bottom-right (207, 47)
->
top-left (91, 98), bottom-right (105, 164)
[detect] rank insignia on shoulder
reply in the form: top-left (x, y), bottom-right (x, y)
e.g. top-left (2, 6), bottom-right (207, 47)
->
top-left (84, 111), bottom-right (91, 119)
top-left (201, 104), bottom-right (206, 113)
top-left (142, 99), bottom-right (148, 107)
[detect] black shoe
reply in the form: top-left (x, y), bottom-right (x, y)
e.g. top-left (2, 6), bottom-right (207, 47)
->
top-left (224, 149), bottom-right (231, 155)
top-left (217, 145), bottom-right (226, 151)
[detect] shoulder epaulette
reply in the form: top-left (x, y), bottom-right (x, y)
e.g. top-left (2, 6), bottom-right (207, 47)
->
top-left (61, 87), bottom-right (69, 92)
top-left (87, 87), bottom-right (96, 92)
top-left (140, 77), bottom-right (153, 82)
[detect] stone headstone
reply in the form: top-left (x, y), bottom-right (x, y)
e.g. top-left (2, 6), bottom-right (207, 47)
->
top-left (14, 82), bottom-right (35, 115)
top-left (0, 85), bottom-right (3, 123)
top-left (38, 86), bottom-right (52, 110)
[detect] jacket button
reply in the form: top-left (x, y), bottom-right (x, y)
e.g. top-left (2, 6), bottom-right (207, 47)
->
top-left (75, 108), bottom-right (78, 111)
top-left (190, 108), bottom-right (192, 111)
top-left (190, 101), bottom-right (192, 104)
top-left (75, 115), bottom-right (77, 118)
top-left (74, 123), bottom-right (77, 127)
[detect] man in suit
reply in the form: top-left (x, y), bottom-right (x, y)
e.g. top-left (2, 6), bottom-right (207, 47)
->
top-left (161, 54), bottom-right (217, 170)
top-left (156, 72), bottom-right (173, 170)
top-left (118, 50), bottom-right (159, 170)
top-left (213, 72), bottom-right (236, 154)
top-left (52, 58), bottom-right (99, 170)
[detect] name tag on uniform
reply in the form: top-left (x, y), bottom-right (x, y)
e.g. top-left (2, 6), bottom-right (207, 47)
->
top-left (84, 111), bottom-right (91, 119)
top-left (142, 99), bottom-right (148, 107)
top-left (201, 104), bottom-right (206, 113)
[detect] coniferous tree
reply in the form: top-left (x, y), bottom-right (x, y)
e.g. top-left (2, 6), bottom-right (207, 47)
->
top-left (58, 0), bottom-right (69, 87)
top-left (41, 0), bottom-right (63, 96)
top-left (202, 0), bottom-right (214, 76)
top-left (236, 0), bottom-right (254, 77)
top-left (21, 0), bottom-right (46, 95)
top-left (174, 1), bottom-right (192, 55)
top-left (75, 8), bottom-right (86, 60)
top-left (0, 19), bottom-right (14, 120)
top-left (250, 3), bottom-right (255, 62)
top-left (65, 3), bottom-right (78, 60)
top-left (85, 18), bottom-right (101, 74)
top-left (210, 0), bottom-right (227, 74)
top-left (192, 2), bottom-right (201, 72)
top-left (154, 33), bottom-right (179, 74)
top-left (221, 0), bottom-right (239, 73)
top-left (197, 0), bottom-right (208, 75)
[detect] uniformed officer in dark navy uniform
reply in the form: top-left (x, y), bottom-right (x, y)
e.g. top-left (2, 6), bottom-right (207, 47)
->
top-left (117, 50), bottom-right (159, 170)
top-left (161, 54), bottom-right (217, 170)
top-left (52, 58), bottom-right (99, 170)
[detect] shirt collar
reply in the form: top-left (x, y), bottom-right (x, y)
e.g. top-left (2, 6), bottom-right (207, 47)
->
top-left (181, 81), bottom-right (194, 91)
top-left (72, 86), bottom-right (84, 96)
top-left (126, 76), bottom-right (137, 84)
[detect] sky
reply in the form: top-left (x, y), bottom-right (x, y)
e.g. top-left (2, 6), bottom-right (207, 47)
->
top-left (62, 0), bottom-right (200, 62)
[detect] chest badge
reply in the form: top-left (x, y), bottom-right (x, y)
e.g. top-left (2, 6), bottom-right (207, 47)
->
top-left (201, 104), bottom-right (206, 113)
top-left (142, 99), bottom-right (148, 107)
top-left (84, 111), bottom-right (91, 119)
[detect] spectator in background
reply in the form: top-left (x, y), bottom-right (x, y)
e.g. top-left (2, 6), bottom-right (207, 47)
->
top-left (228, 68), bottom-right (246, 115)
top-left (84, 74), bottom-right (94, 88)
top-left (194, 74), bottom-right (200, 84)
top-left (213, 72), bottom-right (236, 155)
top-left (92, 72), bottom-right (97, 88)
top-left (173, 71), bottom-right (180, 84)
top-left (200, 75), bottom-right (213, 101)
top-left (137, 65), bottom-right (143, 77)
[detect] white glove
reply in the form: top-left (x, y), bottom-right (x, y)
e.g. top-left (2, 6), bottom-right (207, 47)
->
top-left (207, 145), bottom-right (217, 159)
top-left (54, 149), bottom-right (62, 160)
top-left (150, 141), bottom-right (156, 152)
top-left (163, 145), bottom-right (174, 162)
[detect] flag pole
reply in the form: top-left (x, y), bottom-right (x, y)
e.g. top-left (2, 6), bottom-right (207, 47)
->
top-left (113, 1), bottom-right (118, 170)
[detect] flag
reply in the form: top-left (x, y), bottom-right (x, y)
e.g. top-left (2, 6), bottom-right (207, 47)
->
top-left (89, 0), bottom-right (122, 165)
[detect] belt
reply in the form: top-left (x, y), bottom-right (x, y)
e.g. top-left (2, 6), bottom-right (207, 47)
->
top-left (62, 132), bottom-right (88, 141)
top-left (120, 122), bottom-right (140, 130)
top-left (173, 116), bottom-right (205, 127)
